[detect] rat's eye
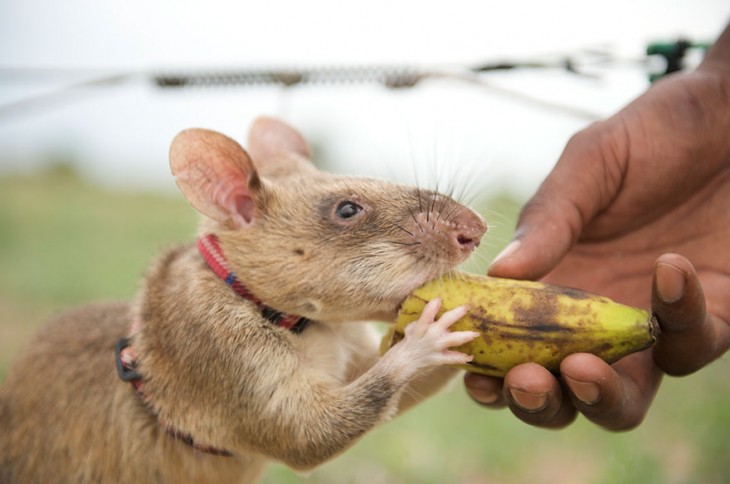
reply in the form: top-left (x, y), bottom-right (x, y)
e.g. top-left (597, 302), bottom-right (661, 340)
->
top-left (336, 201), bottom-right (363, 219)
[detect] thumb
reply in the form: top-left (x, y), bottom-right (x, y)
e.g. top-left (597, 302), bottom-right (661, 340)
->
top-left (488, 124), bottom-right (617, 280)
top-left (652, 253), bottom-right (730, 376)
top-left (487, 193), bottom-right (581, 281)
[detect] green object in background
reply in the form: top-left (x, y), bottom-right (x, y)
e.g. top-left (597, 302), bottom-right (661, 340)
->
top-left (646, 39), bottom-right (711, 82)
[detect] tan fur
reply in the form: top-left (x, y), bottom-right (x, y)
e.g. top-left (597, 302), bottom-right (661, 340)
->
top-left (0, 117), bottom-right (486, 483)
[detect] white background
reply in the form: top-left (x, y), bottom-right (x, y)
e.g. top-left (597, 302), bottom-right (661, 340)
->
top-left (1, 0), bottom-right (728, 197)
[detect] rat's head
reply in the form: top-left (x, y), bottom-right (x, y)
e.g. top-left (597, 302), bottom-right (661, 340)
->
top-left (170, 117), bottom-right (486, 323)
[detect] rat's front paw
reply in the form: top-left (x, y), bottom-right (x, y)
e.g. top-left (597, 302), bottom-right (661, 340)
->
top-left (396, 298), bottom-right (479, 369)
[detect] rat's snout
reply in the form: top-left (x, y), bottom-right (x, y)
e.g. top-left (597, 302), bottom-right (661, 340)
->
top-left (452, 208), bottom-right (487, 255)
top-left (402, 193), bottom-right (487, 266)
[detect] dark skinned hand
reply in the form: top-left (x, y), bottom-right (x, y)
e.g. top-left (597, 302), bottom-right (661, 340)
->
top-left (464, 25), bottom-right (730, 430)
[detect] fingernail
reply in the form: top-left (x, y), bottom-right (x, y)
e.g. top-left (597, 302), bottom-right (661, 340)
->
top-left (489, 240), bottom-right (521, 269)
top-left (464, 376), bottom-right (499, 404)
top-left (563, 376), bottom-right (601, 405)
top-left (470, 388), bottom-right (499, 405)
top-left (509, 388), bottom-right (547, 412)
top-left (656, 262), bottom-right (685, 304)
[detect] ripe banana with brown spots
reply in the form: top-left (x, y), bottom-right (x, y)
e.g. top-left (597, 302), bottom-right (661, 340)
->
top-left (389, 272), bottom-right (659, 377)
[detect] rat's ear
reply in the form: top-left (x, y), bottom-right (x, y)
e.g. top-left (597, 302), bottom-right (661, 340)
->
top-left (169, 128), bottom-right (261, 228)
top-left (247, 116), bottom-right (318, 177)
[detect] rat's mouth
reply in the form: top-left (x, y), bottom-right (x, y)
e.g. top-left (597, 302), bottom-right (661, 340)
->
top-left (382, 290), bottom-right (416, 323)
top-left (386, 268), bottom-right (453, 322)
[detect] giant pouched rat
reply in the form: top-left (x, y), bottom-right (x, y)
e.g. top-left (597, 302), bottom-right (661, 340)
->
top-left (0, 116), bottom-right (487, 483)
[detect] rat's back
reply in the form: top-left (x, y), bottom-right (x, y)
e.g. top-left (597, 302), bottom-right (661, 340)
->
top-left (0, 302), bottom-right (133, 482)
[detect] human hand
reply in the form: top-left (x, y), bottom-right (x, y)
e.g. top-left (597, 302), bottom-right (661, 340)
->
top-left (466, 253), bottom-right (730, 430)
top-left (465, 33), bottom-right (730, 430)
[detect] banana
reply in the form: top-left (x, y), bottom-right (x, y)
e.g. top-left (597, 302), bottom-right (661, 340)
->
top-left (390, 272), bottom-right (659, 377)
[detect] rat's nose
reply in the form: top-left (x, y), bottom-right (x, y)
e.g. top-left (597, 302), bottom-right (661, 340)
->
top-left (405, 191), bottom-right (488, 264)
top-left (456, 233), bottom-right (480, 251)
top-left (454, 221), bottom-right (486, 253)
top-left (451, 205), bottom-right (488, 253)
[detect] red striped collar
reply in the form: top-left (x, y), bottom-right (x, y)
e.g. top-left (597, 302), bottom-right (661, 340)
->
top-left (197, 233), bottom-right (310, 334)
top-left (114, 234), bottom-right (311, 457)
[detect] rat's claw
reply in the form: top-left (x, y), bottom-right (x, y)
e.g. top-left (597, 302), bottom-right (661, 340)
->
top-left (434, 305), bottom-right (469, 330)
top-left (420, 298), bottom-right (443, 322)
top-left (444, 330), bottom-right (480, 348)
top-left (440, 349), bottom-right (475, 366)
top-left (395, 301), bottom-right (476, 370)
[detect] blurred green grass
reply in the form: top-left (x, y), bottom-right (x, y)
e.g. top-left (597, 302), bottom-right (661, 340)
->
top-left (0, 168), bottom-right (727, 484)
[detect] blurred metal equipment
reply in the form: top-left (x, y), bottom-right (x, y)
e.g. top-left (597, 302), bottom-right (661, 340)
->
top-left (0, 39), bottom-right (709, 119)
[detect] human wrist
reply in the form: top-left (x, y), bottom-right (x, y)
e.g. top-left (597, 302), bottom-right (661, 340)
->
top-left (691, 63), bottom-right (730, 166)
top-left (696, 58), bottom-right (730, 85)
top-left (701, 23), bottom-right (730, 63)
top-left (698, 23), bottom-right (730, 79)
